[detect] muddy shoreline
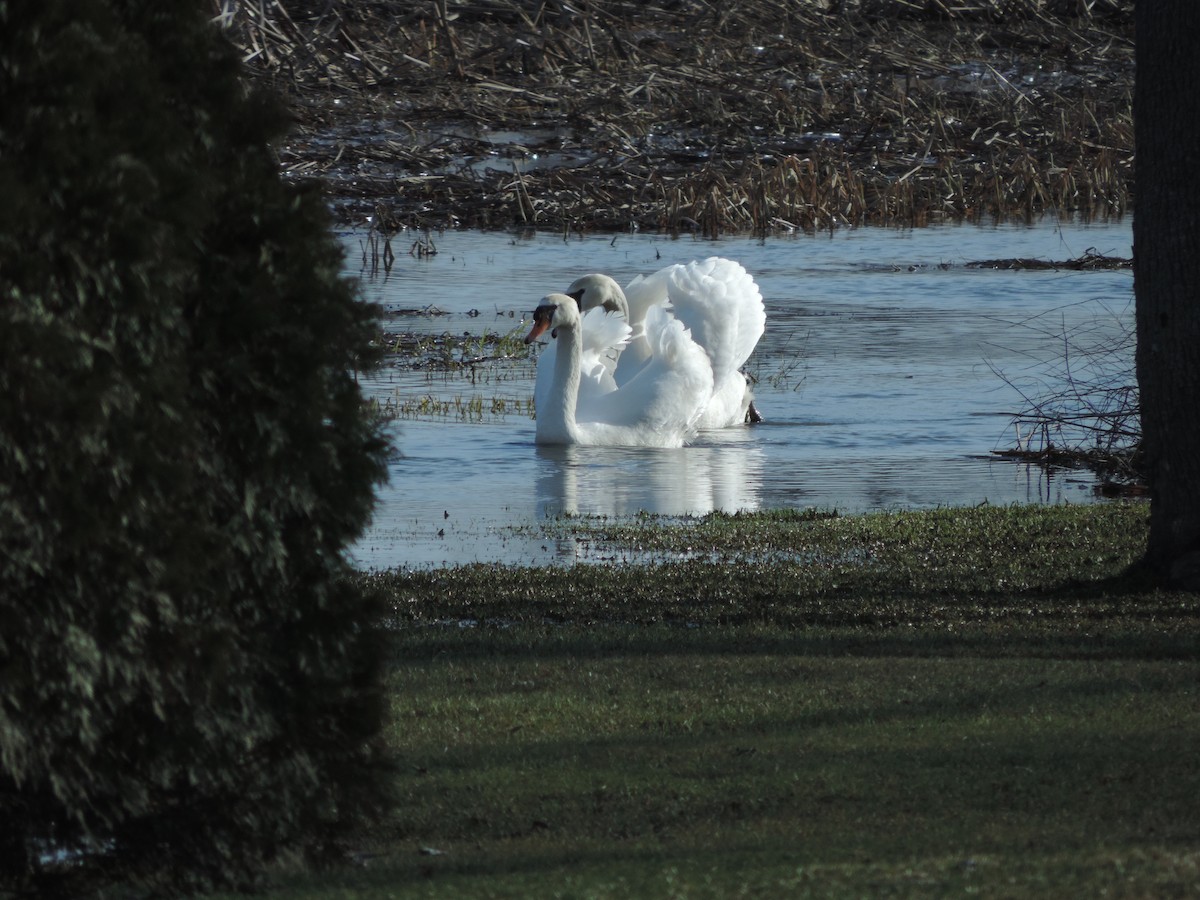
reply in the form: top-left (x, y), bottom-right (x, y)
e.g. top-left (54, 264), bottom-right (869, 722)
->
top-left (219, 1), bottom-right (1133, 233)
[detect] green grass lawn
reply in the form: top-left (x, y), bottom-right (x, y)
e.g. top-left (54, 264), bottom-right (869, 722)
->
top-left (218, 503), bottom-right (1200, 898)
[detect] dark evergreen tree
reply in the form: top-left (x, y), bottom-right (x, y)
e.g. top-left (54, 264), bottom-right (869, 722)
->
top-left (0, 0), bottom-right (391, 892)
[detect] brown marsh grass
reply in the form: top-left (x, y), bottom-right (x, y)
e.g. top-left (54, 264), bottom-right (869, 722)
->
top-left (213, 0), bottom-right (1133, 233)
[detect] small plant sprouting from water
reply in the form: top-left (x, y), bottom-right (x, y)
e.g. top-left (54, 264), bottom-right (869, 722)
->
top-left (754, 328), bottom-right (810, 393)
top-left (411, 232), bottom-right (437, 258)
top-left (459, 325), bottom-right (531, 365)
top-left (360, 203), bottom-right (409, 275)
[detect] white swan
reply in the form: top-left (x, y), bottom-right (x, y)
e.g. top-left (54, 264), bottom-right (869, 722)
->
top-left (524, 294), bottom-right (713, 447)
top-left (563, 257), bottom-right (766, 427)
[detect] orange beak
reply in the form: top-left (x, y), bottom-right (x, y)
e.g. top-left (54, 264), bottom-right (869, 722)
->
top-left (524, 308), bottom-right (553, 344)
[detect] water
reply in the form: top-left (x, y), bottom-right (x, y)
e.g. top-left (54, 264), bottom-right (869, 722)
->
top-left (345, 219), bottom-right (1134, 569)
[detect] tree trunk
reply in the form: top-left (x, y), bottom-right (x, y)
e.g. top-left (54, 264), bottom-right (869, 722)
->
top-left (1134, 4), bottom-right (1200, 589)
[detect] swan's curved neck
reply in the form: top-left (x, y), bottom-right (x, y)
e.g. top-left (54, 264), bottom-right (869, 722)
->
top-left (539, 324), bottom-right (582, 444)
top-left (604, 288), bottom-right (630, 320)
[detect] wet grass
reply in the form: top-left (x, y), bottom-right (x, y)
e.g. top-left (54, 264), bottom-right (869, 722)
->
top-left (368, 503), bottom-right (1184, 635)
top-left (205, 501), bottom-right (1200, 898)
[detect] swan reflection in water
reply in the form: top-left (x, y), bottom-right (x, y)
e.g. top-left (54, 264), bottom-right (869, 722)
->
top-left (534, 428), bottom-right (766, 522)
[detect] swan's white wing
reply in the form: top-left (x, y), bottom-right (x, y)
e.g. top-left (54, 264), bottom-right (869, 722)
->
top-left (575, 310), bottom-right (630, 417)
top-left (622, 267), bottom-right (672, 324)
top-left (665, 257), bottom-right (765, 382)
top-left (613, 267), bottom-right (673, 385)
top-left (579, 306), bottom-right (631, 383)
top-left (694, 371), bottom-right (753, 431)
top-left (580, 304), bottom-right (712, 441)
top-left (657, 257), bottom-right (765, 428)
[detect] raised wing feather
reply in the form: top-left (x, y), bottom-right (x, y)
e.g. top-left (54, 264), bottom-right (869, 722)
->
top-left (664, 257), bottom-right (765, 384)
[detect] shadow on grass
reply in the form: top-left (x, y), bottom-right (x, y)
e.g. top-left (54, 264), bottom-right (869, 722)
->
top-left (390, 622), bottom-right (1199, 665)
top-left (374, 563), bottom-right (1198, 664)
top-left (376, 621), bottom-right (1200, 894)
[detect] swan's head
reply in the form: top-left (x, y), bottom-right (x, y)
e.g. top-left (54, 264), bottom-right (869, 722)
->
top-left (565, 274), bottom-right (629, 319)
top-left (524, 294), bottom-right (580, 344)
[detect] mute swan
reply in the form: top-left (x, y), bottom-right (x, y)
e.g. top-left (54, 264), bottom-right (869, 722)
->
top-left (563, 257), bottom-right (766, 427)
top-left (524, 293), bottom-right (712, 447)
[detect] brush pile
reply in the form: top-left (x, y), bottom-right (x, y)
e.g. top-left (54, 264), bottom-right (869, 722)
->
top-left (213, 0), bottom-right (1132, 233)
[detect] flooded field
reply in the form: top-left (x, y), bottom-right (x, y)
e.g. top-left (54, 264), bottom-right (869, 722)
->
top-left (348, 217), bottom-right (1134, 569)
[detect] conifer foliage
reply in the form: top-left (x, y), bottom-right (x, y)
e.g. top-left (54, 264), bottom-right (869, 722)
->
top-left (0, 0), bottom-right (391, 892)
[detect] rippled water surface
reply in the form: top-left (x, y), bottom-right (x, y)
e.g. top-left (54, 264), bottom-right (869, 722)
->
top-left (345, 220), bottom-right (1133, 568)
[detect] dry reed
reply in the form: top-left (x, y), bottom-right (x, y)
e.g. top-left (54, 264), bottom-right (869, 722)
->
top-left (214, 0), bottom-right (1133, 233)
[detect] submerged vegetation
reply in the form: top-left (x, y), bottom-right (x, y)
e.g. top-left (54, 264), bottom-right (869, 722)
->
top-left (377, 326), bottom-right (533, 373)
top-left (371, 390), bottom-right (535, 423)
top-left (215, 0), bottom-right (1133, 233)
top-left (366, 325), bottom-right (537, 421)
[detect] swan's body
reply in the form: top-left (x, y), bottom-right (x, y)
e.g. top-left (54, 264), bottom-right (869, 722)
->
top-left (524, 295), bottom-right (712, 447)
top-left (564, 258), bottom-right (766, 428)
